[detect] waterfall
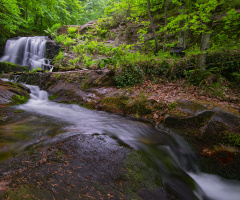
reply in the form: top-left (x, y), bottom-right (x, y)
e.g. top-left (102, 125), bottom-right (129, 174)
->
top-left (0, 36), bottom-right (53, 71)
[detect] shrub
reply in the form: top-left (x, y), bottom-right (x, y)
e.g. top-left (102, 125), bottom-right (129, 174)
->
top-left (114, 63), bottom-right (144, 87)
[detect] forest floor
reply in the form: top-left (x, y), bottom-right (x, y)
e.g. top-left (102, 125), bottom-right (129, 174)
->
top-left (133, 79), bottom-right (240, 119)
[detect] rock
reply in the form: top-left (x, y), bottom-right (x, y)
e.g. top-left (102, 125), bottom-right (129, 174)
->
top-left (0, 44), bottom-right (5, 57)
top-left (78, 21), bottom-right (97, 34)
top-left (170, 47), bottom-right (185, 57)
top-left (0, 62), bottom-right (28, 73)
top-left (164, 110), bottom-right (240, 179)
top-left (0, 80), bottom-right (30, 106)
top-left (164, 111), bottom-right (215, 129)
top-left (46, 40), bottom-right (61, 60)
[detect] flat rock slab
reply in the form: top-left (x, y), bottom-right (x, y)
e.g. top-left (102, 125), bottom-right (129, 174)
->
top-left (0, 133), bottom-right (166, 200)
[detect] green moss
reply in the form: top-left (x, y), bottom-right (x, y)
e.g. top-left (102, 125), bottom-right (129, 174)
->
top-left (102, 94), bottom-right (152, 115)
top-left (48, 94), bottom-right (58, 101)
top-left (2, 185), bottom-right (53, 200)
top-left (14, 110), bottom-right (25, 113)
top-left (11, 94), bottom-right (30, 105)
top-left (0, 61), bottom-right (28, 73)
top-left (83, 101), bottom-right (96, 110)
top-left (120, 152), bottom-right (162, 195)
top-left (102, 95), bottom-right (128, 112)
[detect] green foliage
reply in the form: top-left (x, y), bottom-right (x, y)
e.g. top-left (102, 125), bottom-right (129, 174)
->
top-left (44, 23), bottom-right (62, 38)
top-left (224, 132), bottom-right (240, 147)
top-left (114, 63), bottom-right (144, 88)
top-left (184, 69), bottom-right (210, 85)
top-left (55, 34), bottom-right (67, 44)
top-left (0, 0), bottom-right (21, 38)
top-left (68, 26), bottom-right (77, 37)
top-left (55, 51), bottom-right (64, 61)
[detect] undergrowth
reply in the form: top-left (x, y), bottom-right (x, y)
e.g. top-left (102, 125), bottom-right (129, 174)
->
top-left (51, 21), bottom-right (240, 91)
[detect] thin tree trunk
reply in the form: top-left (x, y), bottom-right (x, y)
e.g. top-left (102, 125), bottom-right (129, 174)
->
top-left (198, 32), bottom-right (211, 71)
top-left (127, 4), bottom-right (131, 18)
top-left (147, 0), bottom-right (159, 54)
top-left (163, 0), bottom-right (168, 52)
top-left (184, 29), bottom-right (189, 49)
top-left (178, 3), bottom-right (184, 47)
top-left (179, 23), bottom-right (184, 47)
top-left (41, 16), bottom-right (43, 29)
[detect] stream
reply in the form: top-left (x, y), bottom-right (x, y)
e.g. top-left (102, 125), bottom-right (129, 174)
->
top-left (1, 80), bottom-right (240, 199)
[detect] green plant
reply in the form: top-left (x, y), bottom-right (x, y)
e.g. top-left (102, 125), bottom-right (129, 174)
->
top-left (44, 23), bottom-right (62, 38)
top-left (184, 69), bottom-right (210, 86)
top-left (168, 102), bottom-right (178, 110)
top-left (114, 63), bottom-right (144, 88)
top-left (64, 37), bottom-right (73, 47)
top-left (55, 34), bottom-right (67, 44)
top-left (68, 26), bottom-right (77, 37)
top-left (54, 52), bottom-right (64, 62)
top-left (224, 131), bottom-right (240, 146)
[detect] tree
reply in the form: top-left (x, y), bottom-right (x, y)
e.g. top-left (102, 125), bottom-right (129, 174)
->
top-left (163, 0), bottom-right (168, 52)
top-left (0, 0), bottom-right (21, 38)
top-left (147, 0), bottom-right (159, 54)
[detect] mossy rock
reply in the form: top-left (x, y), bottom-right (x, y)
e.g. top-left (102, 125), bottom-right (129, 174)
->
top-left (164, 111), bottom-right (215, 129)
top-left (0, 80), bottom-right (30, 106)
top-left (0, 62), bottom-right (28, 73)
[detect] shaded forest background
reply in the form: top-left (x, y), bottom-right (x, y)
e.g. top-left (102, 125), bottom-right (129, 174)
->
top-left (0, 0), bottom-right (240, 88)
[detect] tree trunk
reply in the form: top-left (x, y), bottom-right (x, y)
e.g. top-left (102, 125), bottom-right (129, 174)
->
top-left (178, 3), bottom-right (184, 47)
top-left (184, 29), bottom-right (189, 49)
top-left (127, 4), bottom-right (131, 18)
top-left (147, 0), bottom-right (159, 54)
top-left (34, 16), bottom-right (38, 25)
top-left (198, 32), bottom-right (211, 71)
top-left (179, 23), bottom-right (184, 47)
top-left (163, 0), bottom-right (168, 52)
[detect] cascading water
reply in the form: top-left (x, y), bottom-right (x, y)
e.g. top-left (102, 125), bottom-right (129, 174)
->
top-left (0, 36), bottom-right (53, 71)
top-left (1, 79), bottom-right (240, 199)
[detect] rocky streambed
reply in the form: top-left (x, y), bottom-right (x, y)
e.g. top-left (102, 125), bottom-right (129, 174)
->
top-left (0, 70), bottom-right (240, 199)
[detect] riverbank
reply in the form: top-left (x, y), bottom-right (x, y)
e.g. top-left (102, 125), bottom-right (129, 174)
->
top-left (0, 71), bottom-right (240, 199)
top-left (1, 71), bottom-right (240, 180)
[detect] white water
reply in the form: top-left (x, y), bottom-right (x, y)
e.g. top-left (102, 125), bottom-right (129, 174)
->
top-left (0, 36), bottom-right (52, 71)
top-left (189, 172), bottom-right (240, 200)
top-left (4, 82), bottom-right (240, 200)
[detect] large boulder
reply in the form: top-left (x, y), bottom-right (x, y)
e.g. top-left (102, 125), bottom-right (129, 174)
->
top-left (164, 110), bottom-right (240, 179)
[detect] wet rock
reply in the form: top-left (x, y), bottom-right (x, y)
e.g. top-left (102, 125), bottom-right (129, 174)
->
top-left (46, 40), bottom-right (61, 60)
top-left (9, 70), bottom-right (115, 106)
top-left (0, 80), bottom-right (30, 106)
top-left (0, 44), bottom-right (4, 57)
top-left (164, 110), bottom-right (240, 179)
top-left (164, 111), bottom-right (215, 129)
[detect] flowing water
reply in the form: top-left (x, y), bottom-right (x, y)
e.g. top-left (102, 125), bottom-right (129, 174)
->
top-left (0, 36), bottom-right (52, 71)
top-left (1, 80), bottom-right (240, 199)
